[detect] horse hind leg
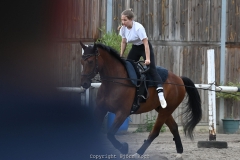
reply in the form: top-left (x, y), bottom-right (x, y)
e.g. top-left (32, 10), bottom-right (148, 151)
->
top-left (165, 115), bottom-right (183, 160)
top-left (107, 112), bottom-right (129, 154)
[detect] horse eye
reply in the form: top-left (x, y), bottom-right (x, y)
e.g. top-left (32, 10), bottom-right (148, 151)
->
top-left (88, 60), bottom-right (94, 64)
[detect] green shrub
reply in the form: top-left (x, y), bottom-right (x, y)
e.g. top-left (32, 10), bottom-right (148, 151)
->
top-left (134, 115), bottom-right (166, 133)
top-left (96, 27), bottom-right (131, 57)
top-left (216, 82), bottom-right (240, 101)
top-left (216, 82), bottom-right (240, 119)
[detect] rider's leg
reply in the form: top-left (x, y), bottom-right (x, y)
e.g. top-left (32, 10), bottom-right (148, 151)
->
top-left (127, 43), bottom-right (167, 108)
top-left (127, 45), bottom-right (142, 61)
top-left (147, 42), bottom-right (167, 108)
top-left (156, 85), bottom-right (167, 108)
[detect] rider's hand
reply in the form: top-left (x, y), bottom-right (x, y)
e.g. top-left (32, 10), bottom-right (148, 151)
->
top-left (144, 59), bottom-right (150, 65)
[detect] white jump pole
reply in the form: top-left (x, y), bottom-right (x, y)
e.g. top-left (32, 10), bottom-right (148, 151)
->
top-left (89, 83), bottom-right (240, 92)
top-left (57, 87), bottom-right (85, 93)
top-left (195, 84), bottom-right (240, 92)
top-left (57, 83), bottom-right (239, 94)
top-left (207, 49), bottom-right (216, 140)
top-left (198, 50), bottom-right (227, 148)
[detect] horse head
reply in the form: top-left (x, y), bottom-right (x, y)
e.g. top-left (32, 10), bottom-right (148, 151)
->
top-left (80, 41), bottom-right (99, 89)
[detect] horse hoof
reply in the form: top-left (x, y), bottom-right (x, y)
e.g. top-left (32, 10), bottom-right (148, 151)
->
top-left (175, 153), bottom-right (183, 160)
top-left (119, 142), bottom-right (128, 154)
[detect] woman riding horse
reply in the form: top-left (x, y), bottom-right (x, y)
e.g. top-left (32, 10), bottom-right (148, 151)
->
top-left (80, 41), bottom-right (202, 159)
top-left (119, 9), bottom-right (167, 108)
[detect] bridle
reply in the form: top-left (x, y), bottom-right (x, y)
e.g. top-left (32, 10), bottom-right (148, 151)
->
top-left (81, 49), bottom-right (99, 79)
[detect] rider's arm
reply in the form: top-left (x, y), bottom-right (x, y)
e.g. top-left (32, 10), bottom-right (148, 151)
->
top-left (120, 38), bottom-right (127, 57)
top-left (142, 38), bottom-right (150, 65)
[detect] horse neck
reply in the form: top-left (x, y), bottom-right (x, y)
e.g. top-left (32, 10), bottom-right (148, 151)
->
top-left (99, 50), bottom-right (127, 78)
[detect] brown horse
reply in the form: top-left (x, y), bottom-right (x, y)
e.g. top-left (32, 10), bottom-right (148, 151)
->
top-left (80, 41), bottom-right (202, 158)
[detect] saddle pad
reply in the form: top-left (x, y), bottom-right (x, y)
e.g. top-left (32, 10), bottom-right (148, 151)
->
top-left (125, 61), bottom-right (168, 87)
top-left (147, 66), bottom-right (168, 87)
top-left (125, 61), bottom-right (138, 86)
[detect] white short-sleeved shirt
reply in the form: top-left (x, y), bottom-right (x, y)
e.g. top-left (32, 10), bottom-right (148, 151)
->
top-left (119, 21), bottom-right (148, 45)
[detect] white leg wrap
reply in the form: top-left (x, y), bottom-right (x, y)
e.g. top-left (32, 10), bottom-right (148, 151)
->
top-left (175, 153), bottom-right (183, 160)
top-left (156, 87), bottom-right (167, 108)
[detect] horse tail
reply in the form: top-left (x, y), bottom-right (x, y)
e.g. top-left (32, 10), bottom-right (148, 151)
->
top-left (181, 76), bottom-right (202, 140)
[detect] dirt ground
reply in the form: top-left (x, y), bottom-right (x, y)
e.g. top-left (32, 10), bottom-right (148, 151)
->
top-left (99, 129), bottom-right (240, 160)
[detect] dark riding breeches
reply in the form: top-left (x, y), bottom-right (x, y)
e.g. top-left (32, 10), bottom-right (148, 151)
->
top-left (127, 41), bottom-right (163, 87)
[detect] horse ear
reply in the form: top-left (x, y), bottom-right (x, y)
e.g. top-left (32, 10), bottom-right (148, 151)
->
top-left (79, 41), bottom-right (86, 50)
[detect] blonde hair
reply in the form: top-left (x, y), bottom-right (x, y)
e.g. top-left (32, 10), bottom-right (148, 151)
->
top-left (118, 8), bottom-right (135, 30)
top-left (121, 8), bottom-right (135, 20)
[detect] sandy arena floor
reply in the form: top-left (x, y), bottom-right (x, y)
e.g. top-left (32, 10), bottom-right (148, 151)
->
top-left (99, 129), bottom-right (240, 160)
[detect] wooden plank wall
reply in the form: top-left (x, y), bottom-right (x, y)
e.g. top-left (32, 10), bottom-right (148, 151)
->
top-left (227, 0), bottom-right (240, 42)
top-left (112, 0), bottom-right (221, 41)
top-left (52, 0), bottom-right (105, 106)
top-left (54, 0), bottom-right (102, 41)
top-left (52, 0), bottom-right (240, 125)
top-left (224, 47), bottom-right (240, 119)
top-left (225, 0), bottom-right (240, 120)
top-left (53, 0), bottom-right (105, 88)
top-left (108, 0), bottom-right (222, 126)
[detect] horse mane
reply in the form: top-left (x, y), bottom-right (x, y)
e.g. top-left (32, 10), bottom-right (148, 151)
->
top-left (96, 43), bottom-right (126, 65)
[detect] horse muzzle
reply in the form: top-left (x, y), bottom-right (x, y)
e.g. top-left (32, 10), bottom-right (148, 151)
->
top-left (81, 79), bottom-right (91, 89)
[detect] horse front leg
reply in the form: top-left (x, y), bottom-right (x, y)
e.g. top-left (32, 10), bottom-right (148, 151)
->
top-left (165, 115), bottom-right (183, 160)
top-left (134, 113), bottom-right (166, 157)
top-left (107, 112), bottom-right (129, 154)
top-left (93, 106), bottom-right (108, 130)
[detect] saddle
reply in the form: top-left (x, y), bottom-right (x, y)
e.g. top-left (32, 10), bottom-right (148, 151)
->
top-left (125, 60), bottom-right (168, 114)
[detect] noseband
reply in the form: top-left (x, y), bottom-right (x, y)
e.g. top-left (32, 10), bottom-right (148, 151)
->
top-left (81, 49), bottom-right (99, 78)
